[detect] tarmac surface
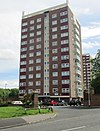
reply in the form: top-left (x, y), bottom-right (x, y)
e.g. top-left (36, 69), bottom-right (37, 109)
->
top-left (0, 113), bottom-right (56, 130)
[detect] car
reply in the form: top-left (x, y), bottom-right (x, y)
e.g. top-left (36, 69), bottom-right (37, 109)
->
top-left (49, 100), bottom-right (58, 106)
top-left (57, 101), bottom-right (67, 106)
top-left (68, 99), bottom-right (81, 106)
top-left (11, 101), bottom-right (23, 105)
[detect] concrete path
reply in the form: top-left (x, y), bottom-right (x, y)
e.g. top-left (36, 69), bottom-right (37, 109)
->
top-left (0, 113), bottom-right (56, 129)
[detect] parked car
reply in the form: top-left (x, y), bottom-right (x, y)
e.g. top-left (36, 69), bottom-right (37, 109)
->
top-left (57, 101), bottom-right (67, 106)
top-left (69, 99), bottom-right (81, 106)
top-left (11, 101), bottom-right (23, 105)
top-left (49, 100), bottom-right (58, 106)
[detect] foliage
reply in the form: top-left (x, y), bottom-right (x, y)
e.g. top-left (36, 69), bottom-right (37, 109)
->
top-left (91, 50), bottom-right (100, 94)
top-left (23, 93), bottom-right (34, 107)
top-left (0, 88), bottom-right (19, 104)
top-left (0, 106), bottom-right (51, 118)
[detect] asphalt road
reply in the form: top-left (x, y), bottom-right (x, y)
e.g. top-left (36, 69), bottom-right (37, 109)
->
top-left (2, 106), bottom-right (100, 131)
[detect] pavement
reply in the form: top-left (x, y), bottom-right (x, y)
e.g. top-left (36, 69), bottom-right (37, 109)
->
top-left (0, 113), bottom-right (56, 130)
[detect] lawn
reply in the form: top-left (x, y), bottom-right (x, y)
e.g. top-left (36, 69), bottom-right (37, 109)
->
top-left (0, 106), bottom-right (51, 118)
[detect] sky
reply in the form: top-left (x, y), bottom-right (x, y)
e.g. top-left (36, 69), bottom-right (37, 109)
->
top-left (0, 0), bottom-right (100, 89)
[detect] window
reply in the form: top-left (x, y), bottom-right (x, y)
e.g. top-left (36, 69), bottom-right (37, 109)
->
top-left (22, 28), bottom-right (27, 33)
top-left (52, 72), bottom-right (58, 77)
top-left (20, 68), bottom-right (26, 72)
top-left (37, 31), bottom-right (41, 36)
top-left (29, 60), bottom-right (34, 64)
top-left (61, 71), bottom-right (69, 76)
top-left (61, 33), bottom-right (68, 37)
top-left (61, 25), bottom-right (68, 30)
top-left (30, 20), bottom-right (34, 24)
top-left (62, 88), bottom-right (69, 93)
top-left (53, 88), bottom-right (58, 93)
top-left (52, 14), bottom-right (57, 18)
top-left (22, 22), bottom-right (28, 26)
top-left (52, 64), bottom-right (58, 69)
top-left (30, 39), bottom-right (34, 44)
top-left (21, 54), bottom-right (26, 58)
top-left (52, 27), bottom-right (57, 32)
top-left (60, 11), bottom-right (67, 16)
top-left (61, 55), bottom-right (69, 60)
top-left (29, 67), bottom-right (33, 71)
top-left (36, 58), bottom-right (41, 63)
top-left (28, 82), bottom-right (33, 86)
top-left (52, 80), bottom-right (58, 85)
top-left (36, 44), bottom-right (41, 49)
top-left (52, 34), bottom-right (57, 39)
top-left (22, 35), bottom-right (27, 39)
top-left (30, 26), bottom-right (34, 31)
top-left (36, 89), bottom-right (41, 93)
top-left (36, 73), bottom-right (41, 78)
top-left (61, 47), bottom-right (69, 52)
top-left (36, 51), bottom-right (41, 56)
top-left (36, 66), bottom-right (41, 71)
top-left (28, 89), bottom-right (33, 94)
top-left (36, 81), bottom-right (41, 86)
top-left (52, 41), bottom-right (57, 46)
top-left (29, 74), bottom-right (33, 79)
top-left (36, 37), bottom-right (41, 42)
top-left (20, 75), bottom-right (26, 79)
top-left (21, 47), bottom-right (27, 52)
top-left (19, 90), bottom-right (26, 94)
top-left (52, 20), bottom-right (57, 25)
top-left (60, 18), bottom-right (68, 23)
top-left (21, 41), bottom-right (27, 45)
top-left (52, 56), bottom-right (58, 61)
top-left (62, 80), bottom-right (69, 84)
top-left (61, 40), bottom-right (68, 45)
top-left (61, 63), bottom-right (69, 68)
top-left (20, 61), bottom-right (26, 65)
top-left (29, 46), bottom-right (34, 50)
top-left (30, 33), bottom-right (34, 37)
top-left (20, 82), bottom-right (26, 87)
top-left (52, 49), bottom-right (58, 53)
top-left (37, 18), bottom-right (41, 22)
top-left (37, 24), bottom-right (41, 29)
top-left (29, 53), bottom-right (34, 57)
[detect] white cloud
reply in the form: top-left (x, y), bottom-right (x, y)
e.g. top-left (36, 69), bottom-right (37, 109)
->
top-left (73, 8), bottom-right (93, 17)
top-left (0, 49), bottom-right (17, 60)
top-left (82, 26), bottom-right (100, 39)
top-left (0, 79), bottom-right (19, 89)
top-left (0, 12), bottom-right (20, 73)
top-left (82, 42), bottom-right (100, 50)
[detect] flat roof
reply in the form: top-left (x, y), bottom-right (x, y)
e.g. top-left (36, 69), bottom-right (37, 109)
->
top-left (22, 3), bottom-right (68, 19)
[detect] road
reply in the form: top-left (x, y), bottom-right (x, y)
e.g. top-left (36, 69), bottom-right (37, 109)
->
top-left (2, 106), bottom-right (100, 131)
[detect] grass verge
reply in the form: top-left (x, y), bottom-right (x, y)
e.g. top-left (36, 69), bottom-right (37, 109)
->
top-left (0, 106), bottom-right (52, 118)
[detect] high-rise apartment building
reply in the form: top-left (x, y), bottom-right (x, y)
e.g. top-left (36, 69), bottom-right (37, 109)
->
top-left (19, 3), bottom-right (83, 101)
top-left (82, 54), bottom-right (92, 90)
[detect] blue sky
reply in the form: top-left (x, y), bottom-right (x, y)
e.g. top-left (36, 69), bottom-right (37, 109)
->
top-left (0, 0), bottom-right (100, 88)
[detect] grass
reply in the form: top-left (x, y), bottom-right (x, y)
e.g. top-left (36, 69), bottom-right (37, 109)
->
top-left (0, 106), bottom-right (51, 118)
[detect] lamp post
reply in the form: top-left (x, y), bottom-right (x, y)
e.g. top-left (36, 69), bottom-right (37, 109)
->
top-left (88, 85), bottom-right (91, 107)
top-left (4, 82), bottom-right (7, 101)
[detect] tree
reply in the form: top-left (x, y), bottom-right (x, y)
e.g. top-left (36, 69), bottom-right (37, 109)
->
top-left (8, 88), bottom-right (19, 99)
top-left (91, 50), bottom-right (100, 94)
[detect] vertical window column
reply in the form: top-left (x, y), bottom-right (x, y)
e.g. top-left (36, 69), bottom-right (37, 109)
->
top-left (44, 13), bottom-right (50, 95)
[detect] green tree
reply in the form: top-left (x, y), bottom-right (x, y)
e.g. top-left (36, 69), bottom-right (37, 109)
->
top-left (91, 50), bottom-right (100, 94)
top-left (8, 88), bottom-right (19, 99)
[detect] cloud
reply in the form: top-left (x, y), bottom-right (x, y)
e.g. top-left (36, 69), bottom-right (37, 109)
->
top-left (0, 79), bottom-right (19, 89)
top-left (81, 25), bottom-right (100, 39)
top-left (73, 8), bottom-right (93, 17)
top-left (82, 41), bottom-right (99, 58)
top-left (0, 49), bottom-right (17, 60)
top-left (82, 42), bottom-right (100, 50)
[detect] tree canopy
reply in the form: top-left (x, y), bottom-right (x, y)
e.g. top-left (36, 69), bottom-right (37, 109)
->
top-left (91, 50), bottom-right (100, 94)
